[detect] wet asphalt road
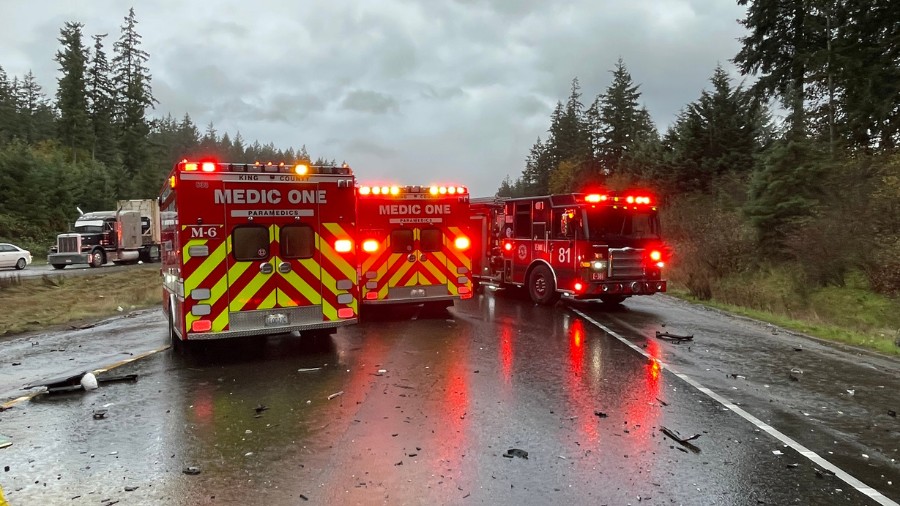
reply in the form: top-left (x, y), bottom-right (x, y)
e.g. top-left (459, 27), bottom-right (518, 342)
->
top-left (0, 289), bottom-right (898, 505)
top-left (0, 262), bottom-right (138, 280)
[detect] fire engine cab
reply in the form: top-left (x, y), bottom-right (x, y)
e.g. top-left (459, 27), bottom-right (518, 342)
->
top-left (470, 191), bottom-right (667, 305)
top-left (159, 160), bottom-right (358, 345)
top-left (356, 184), bottom-right (473, 311)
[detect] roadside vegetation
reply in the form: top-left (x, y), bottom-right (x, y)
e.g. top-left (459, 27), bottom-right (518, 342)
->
top-left (0, 266), bottom-right (160, 336)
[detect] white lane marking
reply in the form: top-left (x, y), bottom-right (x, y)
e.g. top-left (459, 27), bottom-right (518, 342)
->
top-left (570, 307), bottom-right (898, 506)
top-left (0, 345), bottom-right (171, 410)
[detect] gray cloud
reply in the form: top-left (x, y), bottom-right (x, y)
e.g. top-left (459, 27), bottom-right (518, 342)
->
top-left (0, 0), bottom-right (748, 195)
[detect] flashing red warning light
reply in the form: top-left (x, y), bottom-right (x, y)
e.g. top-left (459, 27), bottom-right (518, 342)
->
top-left (573, 281), bottom-right (584, 292)
top-left (365, 292), bottom-right (378, 300)
top-left (201, 162), bottom-right (216, 172)
top-left (334, 239), bottom-right (353, 253)
top-left (337, 308), bottom-right (355, 319)
top-left (362, 239), bottom-right (379, 253)
top-left (585, 194), bottom-right (608, 203)
top-left (454, 236), bottom-right (471, 250)
top-left (503, 241), bottom-right (513, 252)
top-left (650, 250), bottom-right (662, 262)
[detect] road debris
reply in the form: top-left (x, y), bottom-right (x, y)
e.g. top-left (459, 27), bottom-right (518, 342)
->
top-left (297, 368), bottom-right (321, 372)
top-left (254, 405), bottom-right (268, 414)
top-left (0, 434), bottom-right (11, 449)
top-left (327, 391), bottom-right (344, 400)
top-left (656, 398), bottom-right (669, 407)
top-left (124, 486), bottom-right (138, 492)
top-left (655, 331), bottom-right (693, 341)
top-left (182, 466), bottom-right (201, 475)
top-left (80, 373), bottom-right (98, 391)
top-left (788, 368), bottom-right (802, 382)
top-left (660, 426), bottom-right (701, 453)
top-left (594, 411), bottom-right (609, 418)
top-left (92, 410), bottom-right (108, 420)
top-left (503, 449), bottom-right (529, 459)
top-left (889, 410), bottom-right (897, 417)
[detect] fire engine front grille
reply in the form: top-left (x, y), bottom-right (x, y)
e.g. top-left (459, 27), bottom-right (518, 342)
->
top-left (58, 236), bottom-right (80, 253)
top-left (228, 305), bottom-right (323, 332)
top-left (609, 248), bottom-right (644, 279)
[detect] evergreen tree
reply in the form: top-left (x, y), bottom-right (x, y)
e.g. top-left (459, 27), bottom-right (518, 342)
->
top-left (87, 33), bottom-right (119, 167)
top-left (733, 0), bottom-right (826, 138)
top-left (17, 71), bottom-right (56, 144)
top-left (112, 7), bottom-right (156, 193)
top-left (663, 65), bottom-right (770, 192)
top-left (0, 66), bottom-right (18, 144)
top-left (596, 59), bottom-right (657, 178)
top-left (55, 21), bottom-right (92, 160)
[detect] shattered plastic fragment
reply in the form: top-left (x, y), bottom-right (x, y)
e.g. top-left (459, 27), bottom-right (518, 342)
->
top-left (80, 373), bottom-right (98, 391)
top-left (503, 449), bottom-right (528, 459)
top-left (183, 466), bottom-right (201, 475)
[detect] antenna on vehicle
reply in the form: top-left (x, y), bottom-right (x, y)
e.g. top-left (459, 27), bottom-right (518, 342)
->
top-left (76, 206), bottom-right (84, 216)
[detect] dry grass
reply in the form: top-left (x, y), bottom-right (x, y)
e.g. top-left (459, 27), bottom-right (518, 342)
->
top-left (0, 265), bottom-right (161, 336)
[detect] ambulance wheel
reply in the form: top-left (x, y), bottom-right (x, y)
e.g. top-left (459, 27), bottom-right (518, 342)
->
top-left (89, 250), bottom-right (105, 268)
top-left (528, 264), bottom-right (560, 306)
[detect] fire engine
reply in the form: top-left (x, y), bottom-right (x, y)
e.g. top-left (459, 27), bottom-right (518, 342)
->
top-left (469, 191), bottom-right (667, 305)
top-left (356, 183), bottom-right (473, 311)
top-left (159, 160), bottom-right (358, 345)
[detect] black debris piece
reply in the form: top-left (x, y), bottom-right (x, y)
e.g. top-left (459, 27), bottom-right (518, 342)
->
top-left (254, 405), bottom-right (269, 414)
top-left (395, 461), bottom-right (403, 466)
top-left (124, 486), bottom-right (138, 492)
top-left (97, 374), bottom-right (138, 384)
top-left (656, 398), bottom-right (669, 407)
top-left (794, 346), bottom-right (803, 351)
top-left (183, 466), bottom-right (201, 475)
top-left (299, 494), bottom-right (309, 501)
top-left (659, 426), bottom-right (701, 453)
top-left (786, 463), bottom-right (799, 469)
top-left (503, 449), bottom-right (528, 459)
top-left (814, 468), bottom-right (835, 479)
top-left (594, 411), bottom-right (608, 418)
top-left (11, 363), bottom-right (20, 366)
top-left (888, 410), bottom-right (896, 418)
top-left (92, 410), bottom-right (108, 420)
top-left (655, 331), bottom-right (693, 341)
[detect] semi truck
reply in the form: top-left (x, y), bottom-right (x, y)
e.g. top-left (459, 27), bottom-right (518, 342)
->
top-left (47, 199), bottom-right (162, 269)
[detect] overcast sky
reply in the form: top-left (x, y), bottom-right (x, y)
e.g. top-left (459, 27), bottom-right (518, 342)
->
top-left (0, 0), bottom-right (748, 196)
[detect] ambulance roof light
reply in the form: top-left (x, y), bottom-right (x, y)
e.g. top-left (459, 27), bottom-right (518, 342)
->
top-left (430, 186), bottom-right (439, 195)
top-left (183, 162), bottom-right (198, 171)
top-left (359, 186), bottom-right (371, 195)
top-left (294, 164), bottom-right (308, 175)
top-left (390, 186), bottom-right (399, 195)
top-left (201, 162), bottom-right (216, 172)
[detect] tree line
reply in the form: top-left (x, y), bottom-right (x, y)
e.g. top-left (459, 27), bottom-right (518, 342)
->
top-left (0, 8), bottom-right (317, 251)
top-left (499, 0), bottom-right (900, 298)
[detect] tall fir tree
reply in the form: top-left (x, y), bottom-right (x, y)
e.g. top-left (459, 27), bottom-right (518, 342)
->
top-left (87, 33), bottom-right (119, 167)
top-left (596, 58), bottom-right (656, 179)
top-left (55, 21), bottom-right (92, 161)
top-left (17, 71), bottom-right (56, 144)
top-left (0, 66), bottom-right (18, 144)
top-left (112, 7), bottom-right (156, 194)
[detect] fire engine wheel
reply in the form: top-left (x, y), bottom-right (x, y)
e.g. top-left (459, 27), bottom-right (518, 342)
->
top-left (89, 250), bottom-right (105, 268)
top-left (527, 264), bottom-right (560, 306)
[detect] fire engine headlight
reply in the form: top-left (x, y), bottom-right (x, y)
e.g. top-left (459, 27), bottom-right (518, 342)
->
top-left (592, 261), bottom-right (607, 270)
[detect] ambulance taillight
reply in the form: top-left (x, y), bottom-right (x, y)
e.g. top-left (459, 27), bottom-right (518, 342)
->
top-left (362, 239), bottom-right (379, 253)
top-left (334, 239), bottom-right (353, 253)
top-left (454, 236), bottom-right (471, 251)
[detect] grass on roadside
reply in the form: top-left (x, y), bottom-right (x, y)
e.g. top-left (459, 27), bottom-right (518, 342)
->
top-left (0, 266), bottom-right (161, 336)
top-left (668, 267), bottom-right (900, 356)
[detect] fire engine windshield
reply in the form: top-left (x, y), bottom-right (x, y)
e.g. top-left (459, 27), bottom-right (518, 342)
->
top-left (584, 208), bottom-right (660, 246)
top-left (74, 220), bottom-right (105, 234)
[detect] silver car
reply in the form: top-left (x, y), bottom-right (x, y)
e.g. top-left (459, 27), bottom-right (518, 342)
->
top-left (0, 243), bottom-right (33, 270)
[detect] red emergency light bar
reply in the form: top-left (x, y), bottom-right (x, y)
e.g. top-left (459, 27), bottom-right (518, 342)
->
top-left (178, 159), bottom-right (352, 175)
top-left (358, 185), bottom-right (467, 196)
top-left (582, 193), bottom-right (654, 206)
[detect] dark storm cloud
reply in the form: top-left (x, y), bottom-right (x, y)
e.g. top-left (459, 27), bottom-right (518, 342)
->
top-left (0, 0), bottom-right (748, 195)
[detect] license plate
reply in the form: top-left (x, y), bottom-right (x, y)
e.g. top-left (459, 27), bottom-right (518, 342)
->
top-left (265, 313), bottom-right (288, 326)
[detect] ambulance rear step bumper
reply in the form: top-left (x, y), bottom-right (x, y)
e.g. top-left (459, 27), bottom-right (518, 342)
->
top-left (186, 318), bottom-right (357, 340)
